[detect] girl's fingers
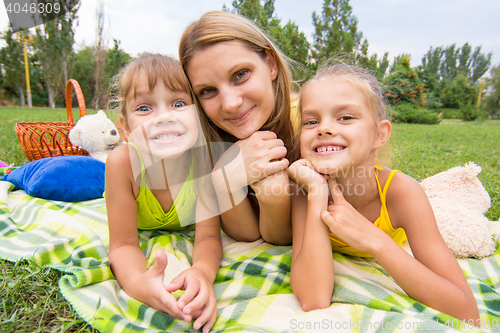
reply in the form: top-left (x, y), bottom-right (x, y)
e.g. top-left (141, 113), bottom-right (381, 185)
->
top-left (156, 289), bottom-right (190, 322)
top-left (152, 250), bottom-right (168, 275)
top-left (182, 285), bottom-right (210, 315)
top-left (202, 308), bottom-right (218, 333)
top-left (193, 299), bottom-right (217, 332)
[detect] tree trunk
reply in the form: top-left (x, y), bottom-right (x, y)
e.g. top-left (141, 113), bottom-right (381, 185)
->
top-left (18, 86), bottom-right (25, 107)
top-left (48, 88), bottom-right (55, 108)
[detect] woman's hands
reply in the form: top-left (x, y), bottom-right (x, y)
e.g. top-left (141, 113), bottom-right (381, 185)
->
top-left (214, 131), bottom-right (288, 191)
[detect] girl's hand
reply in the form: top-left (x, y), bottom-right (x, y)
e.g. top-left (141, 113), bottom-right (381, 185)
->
top-left (138, 250), bottom-right (191, 322)
top-left (166, 266), bottom-right (218, 333)
top-left (320, 178), bottom-right (386, 253)
top-left (289, 159), bottom-right (328, 195)
top-left (216, 131), bottom-right (288, 189)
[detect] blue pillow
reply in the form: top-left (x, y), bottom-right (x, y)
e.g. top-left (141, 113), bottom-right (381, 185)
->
top-left (1, 156), bottom-right (105, 202)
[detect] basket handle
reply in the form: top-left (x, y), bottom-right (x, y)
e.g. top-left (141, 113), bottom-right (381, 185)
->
top-left (66, 79), bottom-right (87, 124)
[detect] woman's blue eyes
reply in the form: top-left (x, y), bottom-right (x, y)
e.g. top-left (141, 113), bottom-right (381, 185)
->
top-left (198, 70), bottom-right (249, 97)
top-left (235, 70), bottom-right (249, 80)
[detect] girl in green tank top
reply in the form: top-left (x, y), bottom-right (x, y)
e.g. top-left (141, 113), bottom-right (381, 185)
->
top-left (105, 53), bottom-right (222, 333)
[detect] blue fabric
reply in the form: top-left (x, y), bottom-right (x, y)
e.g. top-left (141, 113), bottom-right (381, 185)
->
top-left (1, 156), bottom-right (105, 202)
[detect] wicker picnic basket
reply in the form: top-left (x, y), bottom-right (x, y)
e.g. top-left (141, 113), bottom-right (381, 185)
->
top-left (15, 79), bottom-right (90, 161)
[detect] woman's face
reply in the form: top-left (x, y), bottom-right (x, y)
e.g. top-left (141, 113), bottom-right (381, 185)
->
top-left (186, 40), bottom-right (278, 140)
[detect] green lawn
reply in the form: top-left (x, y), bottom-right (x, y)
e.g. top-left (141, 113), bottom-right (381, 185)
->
top-left (0, 106), bottom-right (499, 330)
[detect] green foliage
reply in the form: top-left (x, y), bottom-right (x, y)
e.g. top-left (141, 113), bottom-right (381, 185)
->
top-left (33, 7), bottom-right (79, 108)
top-left (391, 103), bottom-right (440, 124)
top-left (384, 55), bottom-right (427, 107)
top-left (459, 100), bottom-right (486, 122)
top-left (72, 39), bottom-right (131, 109)
top-left (226, 0), bottom-right (310, 69)
top-left (440, 108), bottom-right (461, 119)
top-left (311, 0), bottom-right (362, 68)
top-left (0, 30), bottom-right (26, 104)
top-left (439, 72), bottom-right (479, 108)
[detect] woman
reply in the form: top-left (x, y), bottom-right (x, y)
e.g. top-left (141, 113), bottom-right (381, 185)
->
top-left (179, 10), bottom-right (296, 245)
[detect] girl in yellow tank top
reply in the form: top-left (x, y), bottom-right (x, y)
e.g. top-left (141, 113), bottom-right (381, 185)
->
top-left (288, 63), bottom-right (479, 325)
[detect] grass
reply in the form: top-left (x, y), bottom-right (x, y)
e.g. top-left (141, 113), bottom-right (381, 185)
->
top-left (0, 106), bottom-right (499, 330)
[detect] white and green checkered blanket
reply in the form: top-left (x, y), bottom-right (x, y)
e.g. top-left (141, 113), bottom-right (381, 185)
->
top-left (1, 179), bottom-right (500, 332)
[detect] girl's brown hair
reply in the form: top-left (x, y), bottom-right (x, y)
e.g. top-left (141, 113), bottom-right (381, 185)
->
top-left (179, 10), bottom-right (295, 161)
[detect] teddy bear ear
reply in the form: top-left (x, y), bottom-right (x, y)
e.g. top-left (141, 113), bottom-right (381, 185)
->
top-left (69, 127), bottom-right (82, 147)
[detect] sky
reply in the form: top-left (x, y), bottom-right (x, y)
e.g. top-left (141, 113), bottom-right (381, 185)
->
top-left (1, 0), bottom-right (499, 73)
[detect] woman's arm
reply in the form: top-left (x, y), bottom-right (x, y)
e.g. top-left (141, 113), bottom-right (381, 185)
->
top-left (251, 170), bottom-right (292, 245)
top-left (105, 146), bottom-right (188, 321)
top-left (289, 160), bottom-right (335, 311)
top-left (321, 175), bottom-right (479, 324)
top-left (211, 131), bottom-right (289, 243)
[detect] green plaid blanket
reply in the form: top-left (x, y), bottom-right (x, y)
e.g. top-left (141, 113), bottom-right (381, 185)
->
top-left (1, 179), bottom-right (500, 332)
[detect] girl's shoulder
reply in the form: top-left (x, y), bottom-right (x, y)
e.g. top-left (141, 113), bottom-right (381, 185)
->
top-left (105, 144), bottom-right (134, 179)
top-left (379, 167), bottom-right (422, 199)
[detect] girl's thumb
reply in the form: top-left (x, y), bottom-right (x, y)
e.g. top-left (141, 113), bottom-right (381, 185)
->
top-left (328, 178), bottom-right (345, 203)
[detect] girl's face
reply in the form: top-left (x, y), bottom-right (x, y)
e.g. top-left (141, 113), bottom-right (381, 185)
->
top-left (121, 73), bottom-right (198, 160)
top-left (299, 77), bottom-right (389, 175)
top-left (186, 40), bottom-right (278, 140)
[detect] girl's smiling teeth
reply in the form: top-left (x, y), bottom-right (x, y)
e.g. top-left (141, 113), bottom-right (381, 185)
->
top-left (150, 132), bottom-right (183, 142)
top-left (314, 145), bottom-right (345, 153)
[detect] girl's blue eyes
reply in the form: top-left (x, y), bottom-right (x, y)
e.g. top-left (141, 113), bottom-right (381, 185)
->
top-left (134, 100), bottom-right (187, 112)
top-left (136, 105), bottom-right (151, 112)
top-left (302, 116), bottom-right (356, 126)
top-left (172, 100), bottom-right (186, 108)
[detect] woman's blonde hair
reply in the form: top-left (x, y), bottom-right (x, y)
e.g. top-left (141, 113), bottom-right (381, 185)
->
top-left (294, 62), bottom-right (392, 164)
top-left (179, 10), bottom-right (295, 161)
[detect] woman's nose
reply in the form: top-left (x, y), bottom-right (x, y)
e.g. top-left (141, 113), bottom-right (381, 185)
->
top-left (220, 86), bottom-right (243, 113)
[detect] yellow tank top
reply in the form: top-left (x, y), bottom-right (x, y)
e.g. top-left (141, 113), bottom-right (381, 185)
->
top-left (132, 143), bottom-right (197, 231)
top-left (329, 166), bottom-right (407, 257)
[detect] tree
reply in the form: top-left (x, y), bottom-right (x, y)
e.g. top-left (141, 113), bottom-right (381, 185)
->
top-left (102, 39), bottom-right (131, 108)
top-left (484, 64), bottom-right (500, 117)
top-left (439, 43), bottom-right (491, 84)
top-left (226, 0), bottom-right (310, 68)
top-left (439, 71), bottom-right (478, 108)
top-left (0, 29), bottom-right (27, 106)
top-left (310, 0), bottom-right (363, 68)
top-left (33, 4), bottom-right (78, 108)
top-left (384, 55), bottom-right (427, 108)
top-left (94, 0), bottom-right (108, 110)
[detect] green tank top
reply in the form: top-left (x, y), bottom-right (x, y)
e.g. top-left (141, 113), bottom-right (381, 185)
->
top-left (132, 143), bottom-right (197, 230)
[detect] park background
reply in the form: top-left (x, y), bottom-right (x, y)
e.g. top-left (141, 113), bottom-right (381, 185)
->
top-left (0, 1), bottom-right (499, 331)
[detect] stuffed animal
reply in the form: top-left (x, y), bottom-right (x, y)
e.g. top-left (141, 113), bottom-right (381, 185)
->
top-left (420, 162), bottom-right (496, 259)
top-left (69, 110), bottom-right (122, 163)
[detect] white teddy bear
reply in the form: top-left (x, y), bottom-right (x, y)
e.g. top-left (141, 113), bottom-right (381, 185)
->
top-left (420, 162), bottom-right (496, 259)
top-left (69, 110), bottom-right (122, 163)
